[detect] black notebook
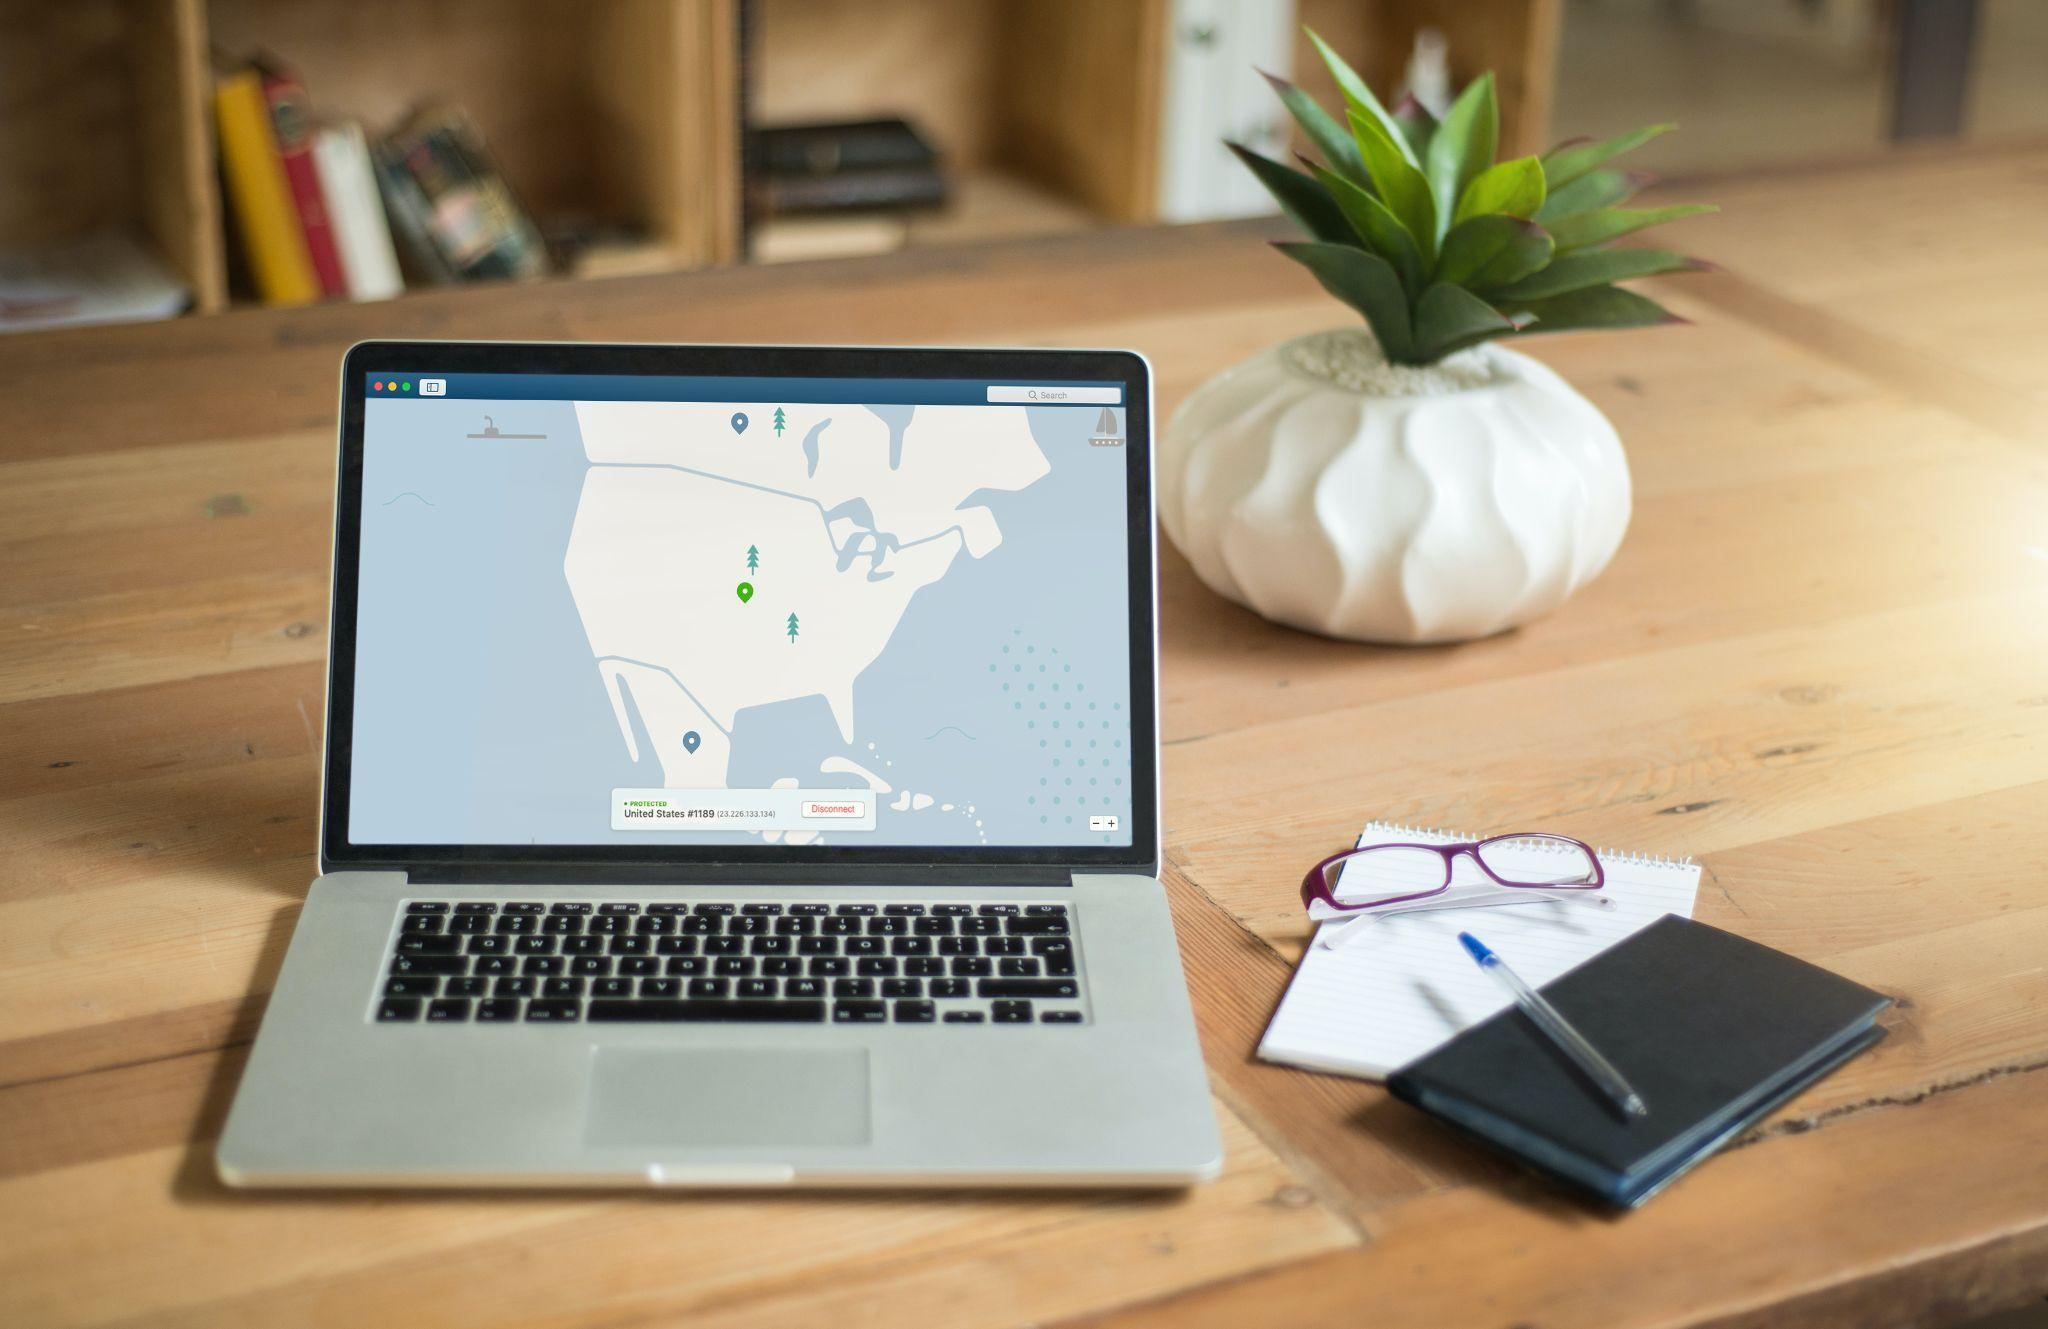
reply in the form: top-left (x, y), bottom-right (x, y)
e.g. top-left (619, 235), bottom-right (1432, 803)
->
top-left (1386, 916), bottom-right (1891, 1208)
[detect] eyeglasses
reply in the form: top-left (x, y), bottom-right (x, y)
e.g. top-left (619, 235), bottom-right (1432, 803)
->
top-left (1301, 833), bottom-right (1606, 917)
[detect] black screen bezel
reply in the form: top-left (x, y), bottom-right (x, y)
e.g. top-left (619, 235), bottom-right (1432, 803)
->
top-left (321, 340), bottom-right (1158, 881)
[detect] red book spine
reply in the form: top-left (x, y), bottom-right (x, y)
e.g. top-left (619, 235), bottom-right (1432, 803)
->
top-left (259, 69), bottom-right (348, 299)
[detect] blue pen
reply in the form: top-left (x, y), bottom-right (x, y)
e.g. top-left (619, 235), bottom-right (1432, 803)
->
top-left (1459, 931), bottom-right (1649, 1120)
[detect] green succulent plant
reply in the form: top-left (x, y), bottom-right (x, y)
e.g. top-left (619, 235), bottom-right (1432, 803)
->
top-left (1234, 30), bottom-right (1717, 366)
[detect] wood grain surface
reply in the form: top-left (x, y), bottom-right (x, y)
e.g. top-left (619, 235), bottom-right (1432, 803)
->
top-left (3, 142), bottom-right (2046, 1329)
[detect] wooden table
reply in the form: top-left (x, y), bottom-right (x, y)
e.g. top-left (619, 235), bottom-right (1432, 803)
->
top-left (4, 142), bottom-right (2046, 1329)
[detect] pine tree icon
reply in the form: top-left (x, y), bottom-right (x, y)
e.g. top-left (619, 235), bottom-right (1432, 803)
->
top-left (746, 544), bottom-right (759, 574)
top-left (772, 407), bottom-right (787, 436)
top-left (786, 612), bottom-right (799, 643)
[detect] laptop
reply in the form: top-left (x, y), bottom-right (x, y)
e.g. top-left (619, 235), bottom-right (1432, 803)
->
top-left (217, 340), bottom-right (1222, 1187)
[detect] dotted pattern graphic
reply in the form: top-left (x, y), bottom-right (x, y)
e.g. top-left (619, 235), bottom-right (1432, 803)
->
top-left (990, 630), bottom-right (1132, 843)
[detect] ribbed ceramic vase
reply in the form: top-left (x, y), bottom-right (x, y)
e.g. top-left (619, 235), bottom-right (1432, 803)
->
top-left (1159, 328), bottom-right (1631, 644)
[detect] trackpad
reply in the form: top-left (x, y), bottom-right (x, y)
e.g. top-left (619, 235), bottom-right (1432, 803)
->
top-left (584, 1049), bottom-right (871, 1148)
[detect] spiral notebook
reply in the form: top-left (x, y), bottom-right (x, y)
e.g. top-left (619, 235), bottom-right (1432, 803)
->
top-left (1259, 822), bottom-right (1702, 1080)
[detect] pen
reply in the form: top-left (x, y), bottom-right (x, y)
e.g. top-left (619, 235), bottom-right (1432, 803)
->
top-left (1458, 931), bottom-right (1649, 1119)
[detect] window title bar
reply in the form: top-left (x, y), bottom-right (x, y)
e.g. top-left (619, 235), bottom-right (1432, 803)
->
top-left (364, 372), bottom-right (1122, 407)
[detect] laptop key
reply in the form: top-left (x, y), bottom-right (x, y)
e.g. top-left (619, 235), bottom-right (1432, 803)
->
top-left (950, 957), bottom-right (992, 977)
top-left (542, 915), bottom-right (584, 935)
top-left (1025, 904), bottom-right (1068, 916)
top-left (588, 1000), bottom-right (825, 1023)
top-left (543, 977), bottom-right (585, 997)
top-left (494, 914), bottom-right (538, 935)
top-left (655, 935), bottom-right (698, 955)
top-left (929, 978), bottom-right (970, 999)
top-left (833, 978), bottom-right (875, 999)
top-left (741, 903), bottom-right (783, 916)
top-left (890, 936), bottom-right (932, 956)
top-left (1006, 916), bottom-right (1069, 935)
top-left (665, 955), bottom-right (707, 977)
top-left (449, 914), bottom-right (489, 934)
top-left (572, 956), bottom-right (612, 976)
top-left (384, 976), bottom-right (437, 997)
top-left (402, 914), bottom-right (444, 934)
top-left (1041, 1010), bottom-right (1083, 1024)
top-left (786, 978), bottom-right (825, 998)
top-left (598, 903), bottom-right (640, 915)
top-left (398, 934), bottom-right (460, 956)
top-left (914, 916), bottom-right (952, 936)
top-left (856, 957), bottom-right (897, 977)
top-left (976, 904), bottom-right (1019, 916)
top-left (881, 978), bottom-right (921, 998)
top-left (474, 955), bottom-right (515, 976)
top-left (834, 904), bottom-right (877, 916)
top-left (466, 934), bottom-right (509, 955)
top-left (693, 902), bottom-right (735, 917)
top-left (942, 1010), bottom-right (985, 1023)
top-left (749, 935), bottom-right (791, 955)
top-left (618, 956), bottom-right (658, 977)
top-left (978, 979), bottom-right (1079, 1000)
top-left (992, 1000), bottom-right (1034, 1023)
top-left (427, 998), bottom-right (472, 1022)
top-left (639, 978), bottom-right (681, 998)
top-left (406, 901), bottom-right (449, 915)
top-left (799, 936), bottom-right (839, 955)
top-left (476, 999), bottom-right (521, 1022)
top-left (939, 936), bottom-right (978, 956)
top-left (391, 955), bottom-right (468, 977)
top-left (495, 977), bottom-right (535, 997)
top-left (884, 904), bottom-right (924, 916)
top-left (514, 935), bottom-right (557, 955)
top-left (905, 958), bottom-right (946, 978)
top-left (934, 904), bottom-right (973, 917)
top-left (525, 999), bottom-right (582, 1022)
top-left (521, 956), bottom-right (565, 976)
top-left (822, 916), bottom-right (861, 936)
top-left (503, 902), bottom-right (545, 915)
top-left (608, 935), bottom-right (651, 956)
top-left (737, 978), bottom-right (776, 998)
top-left (549, 902), bottom-right (593, 915)
top-left (704, 936), bottom-right (743, 955)
top-left (961, 917), bottom-right (1001, 935)
top-left (808, 957), bottom-right (850, 977)
top-left (893, 1000), bottom-right (935, 1023)
top-left (762, 957), bottom-right (802, 977)
top-left (593, 977), bottom-right (632, 998)
top-left (715, 956), bottom-right (754, 977)
top-left (454, 902), bottom-right (496, 914)
top-left (688, 978), bottom-right (729, 999)
top-left (983, 937), bottom-right (1024, 956)
top-left (445, 976), bottom-right (487, 998)
top-left (562, 935), bottom-right (603, 956)
top-left (999, 958), bottom-right (1041, 977)
top-left (833, 1001), bottom-right (887, 1023)
top-left (376, 998), bottom-right (422, 1022)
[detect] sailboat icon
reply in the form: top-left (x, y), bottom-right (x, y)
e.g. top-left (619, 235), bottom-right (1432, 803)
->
top-left (1088, 407), bottom-right (1123, 447)
top-left (465, 414), bottom-right (547, 440)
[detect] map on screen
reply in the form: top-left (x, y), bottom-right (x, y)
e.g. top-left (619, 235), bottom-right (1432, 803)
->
top-left (348, 377), bottom-right (1135, 849)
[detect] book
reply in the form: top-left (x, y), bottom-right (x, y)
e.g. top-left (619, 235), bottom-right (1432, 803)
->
top-left (214, 68), bottom-right (319, 306)
top-left (748, 117), bottom-right (948, 218)
top-left (1387, 916), bottom-right (1892, 1207)
top-left (258, 65), bottom-right (348, 299)
top-left (0, 232), bottom-right (189, 333)
top-left (1259, 822), bottom-right (1701, 1079)
top-left (312, 123), bottom-right (404, 301)
top-left (374, 106), bottom-right (548, 283)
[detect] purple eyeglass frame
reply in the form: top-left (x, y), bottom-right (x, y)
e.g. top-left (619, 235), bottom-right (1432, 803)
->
top-left (1300, 833), bottom-right (1606, 913)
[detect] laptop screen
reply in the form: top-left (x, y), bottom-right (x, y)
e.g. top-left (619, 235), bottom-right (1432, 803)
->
top-left (343, 365), bottom-right (1141, 857)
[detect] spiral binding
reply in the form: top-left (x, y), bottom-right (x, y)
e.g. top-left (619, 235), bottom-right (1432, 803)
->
top-left (1359, 821), bottom-right (1696, 868)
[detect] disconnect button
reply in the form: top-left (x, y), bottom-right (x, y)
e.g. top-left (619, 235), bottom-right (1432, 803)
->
top-left (803, 799), bottom-right (868, 820)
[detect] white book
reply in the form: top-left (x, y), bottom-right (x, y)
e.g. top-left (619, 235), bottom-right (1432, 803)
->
top-left (1259, 822), bottom-right (1701, 1080)
top-left (1156, 0), bottom-right (1298, 223)
top-left (312, 123), bottom-right (404, 302)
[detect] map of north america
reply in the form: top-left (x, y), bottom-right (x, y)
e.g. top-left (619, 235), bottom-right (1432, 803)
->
top-left (563, 401), bottom-right (1051, 802)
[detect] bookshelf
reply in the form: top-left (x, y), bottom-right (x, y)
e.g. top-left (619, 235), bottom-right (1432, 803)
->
top-left (0, 0), bottom-right (1557, 322)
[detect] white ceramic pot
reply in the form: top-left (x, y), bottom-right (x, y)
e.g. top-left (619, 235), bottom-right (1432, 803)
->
top-left (1160, 328), bottom-right (1631, 644)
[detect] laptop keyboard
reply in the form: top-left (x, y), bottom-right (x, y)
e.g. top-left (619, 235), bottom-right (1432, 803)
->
top-left (376, 901), bottom-right (1084, 1027)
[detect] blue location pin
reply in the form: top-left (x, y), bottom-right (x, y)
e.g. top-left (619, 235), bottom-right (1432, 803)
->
top-left (682, 731), bottom-right (701, 754)
top-left (730, 412), bottom-right (749, 435)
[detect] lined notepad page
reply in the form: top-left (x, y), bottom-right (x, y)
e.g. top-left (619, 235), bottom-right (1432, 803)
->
top-left (1259, 823), bottom-right (1701, 1080)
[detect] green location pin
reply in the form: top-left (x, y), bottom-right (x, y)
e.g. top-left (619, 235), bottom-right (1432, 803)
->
top-left (736, 581), bottom-right (754, 604)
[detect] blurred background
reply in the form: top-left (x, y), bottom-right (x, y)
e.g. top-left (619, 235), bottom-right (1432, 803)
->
top-left (3, 0), bottom-right (2044, 331)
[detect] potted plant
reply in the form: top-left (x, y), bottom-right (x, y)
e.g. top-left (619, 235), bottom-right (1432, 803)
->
top-left (1159, 32), bottom-right (1714, 644)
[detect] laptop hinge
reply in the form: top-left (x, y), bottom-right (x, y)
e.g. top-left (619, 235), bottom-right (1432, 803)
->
top-left (395, 862), bottom-right (1080, 888)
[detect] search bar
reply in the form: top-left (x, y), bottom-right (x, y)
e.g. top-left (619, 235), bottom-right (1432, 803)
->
top-left (987, 385), bottom-right (1122, 405)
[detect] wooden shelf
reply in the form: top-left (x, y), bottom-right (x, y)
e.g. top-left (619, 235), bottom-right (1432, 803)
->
top-left (0, 0), bottom-right (1558, 324)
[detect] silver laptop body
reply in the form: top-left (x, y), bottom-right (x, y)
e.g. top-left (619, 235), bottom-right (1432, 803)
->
top-left (217, 341), bottom-right (1221, 1187)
